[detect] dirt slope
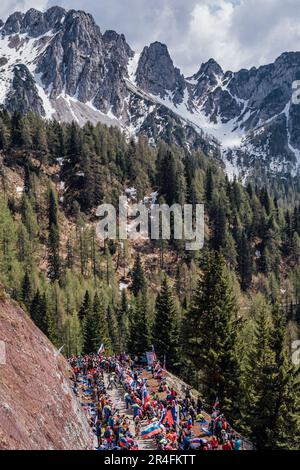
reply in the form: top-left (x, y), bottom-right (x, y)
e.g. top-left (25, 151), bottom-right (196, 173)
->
top-left (0, 294), bottom-right (94, 450)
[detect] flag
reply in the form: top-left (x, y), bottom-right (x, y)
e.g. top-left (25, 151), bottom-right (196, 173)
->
top-left (55, 344), bottom-right (64, 358)
top-left (162, 409), bottom-right (175, 427)
top-left (146, 351), bottom-right (157, 366)
top-left (141, 422), bottom-right (162, 439)
top-left (213, 397), bottom-right (220, 409)
top-left (119, 436), bottom-right (128, 448)
top-left (97, 343), bottom-right (105, 355)
top-left (142, 384), bottom-right (150, 405)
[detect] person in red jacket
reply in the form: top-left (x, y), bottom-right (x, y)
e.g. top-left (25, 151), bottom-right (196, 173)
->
top-left (211, 435), bottom-right (219, 450)
top-left (222, 440), bottom-right (233, 450)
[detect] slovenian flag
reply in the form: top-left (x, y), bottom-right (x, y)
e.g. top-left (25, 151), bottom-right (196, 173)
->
top-left (141, 421), bottom-right (162, 439)
top-left (97, 343), bottom-right (105, 355)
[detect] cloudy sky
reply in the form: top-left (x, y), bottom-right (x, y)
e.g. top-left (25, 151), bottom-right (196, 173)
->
top-left (1, 0), bottom-right (300, 75)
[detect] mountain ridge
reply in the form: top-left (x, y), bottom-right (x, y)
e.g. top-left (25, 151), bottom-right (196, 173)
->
top-left (0, 6), bottom-right (300, 180)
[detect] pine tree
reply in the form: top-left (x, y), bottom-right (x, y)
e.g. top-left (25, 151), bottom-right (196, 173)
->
top-left (129, 290), bottom-right (151, 355)
top-left (245, 300), bottom-right (300, 449)
top-left (152, 277), bottom-right (180, 371)
top-left (237, 231), bottom-right (253, 290)
top-left (205, 167), bottom-right (214, 204)
top-left (131, 254), bottom-right (147, 296)
top-left (107, 305), bottom-right (119, 353)
top-left (79, 290), bottom-right (92, 322)
top-left (269, 302), bottom-right (300, 449)
top-left (21, 270), bottom-right (33, 310)
top-left (21, 195), bottom-right (38, 242)
top-left (184, 251), bottom-right (241, 417)
top-left (47, 188), bottom-right (60, 281)
top-left (83, 293), bottom-right (111, 354)
top-left (117, 290), bottom-right (129, 352)
top-left (30, 290), bottom-right (48, 335)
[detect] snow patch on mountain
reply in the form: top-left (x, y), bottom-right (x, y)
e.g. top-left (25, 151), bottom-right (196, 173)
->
top-left (127, 52), bottom-right (140, 84)
top-left (34, 73), bottom-right (55, 119)
top-left (283, 102), bottom-right (300, 170)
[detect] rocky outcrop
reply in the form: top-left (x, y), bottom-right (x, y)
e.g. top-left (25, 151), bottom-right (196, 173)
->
top-left (0, 293), bottom-right (94, 450)
top-left (2, 7), bottom-right (66, 37)
top-left (5, 64), bottom-right (45, 116)
top-left (34, 9), bottom-right (133, 117)
top-left (136, 42), bottom-right (185, 104)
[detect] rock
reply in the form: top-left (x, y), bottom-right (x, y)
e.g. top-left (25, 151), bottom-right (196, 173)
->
top-left (1, 6), bottom-right (300, 177)
top-left (2, 12), bottom-right (24, 35)
top-left (0, 294), bottom-right (94, 450)
top-left (136, 42), bottom-right (185, 104)
top-left (5, 64), bottom-right (45, 116)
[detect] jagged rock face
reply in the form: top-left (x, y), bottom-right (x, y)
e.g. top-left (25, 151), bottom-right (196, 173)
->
top-left (136, 42), bottom-right (185, 104)
top-left (1, 12), bottom-right (24, 35)
top-left (34, 9), bottom-right (133, 116)
top-left (93, 30), bottom-right (133, 116)
top-left (36, 10), bottom-right (104, 101)
top-left (191, 59), bottom-right (223, 100)
top-left (0, 294), bottom-right (94, 450)
top-left (5, 64), bottom-right (45, 116)
top-left (2, 7), bottom-right (66, 37)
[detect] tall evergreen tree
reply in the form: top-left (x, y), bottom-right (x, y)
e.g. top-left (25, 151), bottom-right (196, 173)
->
top-left (47, 188), bottom-right (60, 281)
top-left (185, 251), bottom-right (241, 417)
top-left (30, 290), bottom-right (48, 335)
top-left (152, 277), bottom-right (180, 371)
top-left (117, 290), bottom-right (129, 352)
top-left (131, 254), bottom-right (147, 296)
top-left (21, 270), bottom-right (33, 310)
top-left (79, 290), bottom-right (92, 322)
top-left (83, 293), bottom-right (110, 354)
top-left (129, 290), bottom-right (151, 355)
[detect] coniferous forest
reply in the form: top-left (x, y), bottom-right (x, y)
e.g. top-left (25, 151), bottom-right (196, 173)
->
top-left (0, 110), bottom-right (300, 449)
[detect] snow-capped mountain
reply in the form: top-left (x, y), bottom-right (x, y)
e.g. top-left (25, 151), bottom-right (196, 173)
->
top-left (1, 6), bottom-right (300, 180)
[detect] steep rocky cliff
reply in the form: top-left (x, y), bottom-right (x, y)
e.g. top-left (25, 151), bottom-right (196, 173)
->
top-left (0, 292), bottom-right (93, 450)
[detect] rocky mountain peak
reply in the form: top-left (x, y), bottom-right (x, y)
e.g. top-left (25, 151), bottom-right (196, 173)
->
top-left (193, 58), bottom-right (223, 81)
top-left (63, 9), bottom-right (100, 38)
top-left (103, 30), bottom-right (133, 59)
top-left (136, 41), bottom-right (185, 103)
top-left (190, 58), bottom-right (224, 105)
top-left (2, 7), bottom-right (66, 37)
top-left (2, 11), bottom-right (24, 35)
top-left (0, 6), bottom-right (300, 179)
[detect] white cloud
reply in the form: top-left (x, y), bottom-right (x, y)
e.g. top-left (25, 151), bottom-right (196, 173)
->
top-left (0, 0), bottom-right (47, 19)
top-left (1, 0), bottom-right (300, 75)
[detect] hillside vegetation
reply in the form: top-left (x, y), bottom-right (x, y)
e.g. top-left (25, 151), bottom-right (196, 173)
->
top-left (0, 110), bottom-right (300, 449)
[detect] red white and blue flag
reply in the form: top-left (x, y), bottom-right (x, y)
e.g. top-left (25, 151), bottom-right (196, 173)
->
top-left (141, 421), bottom-right (162, 439)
